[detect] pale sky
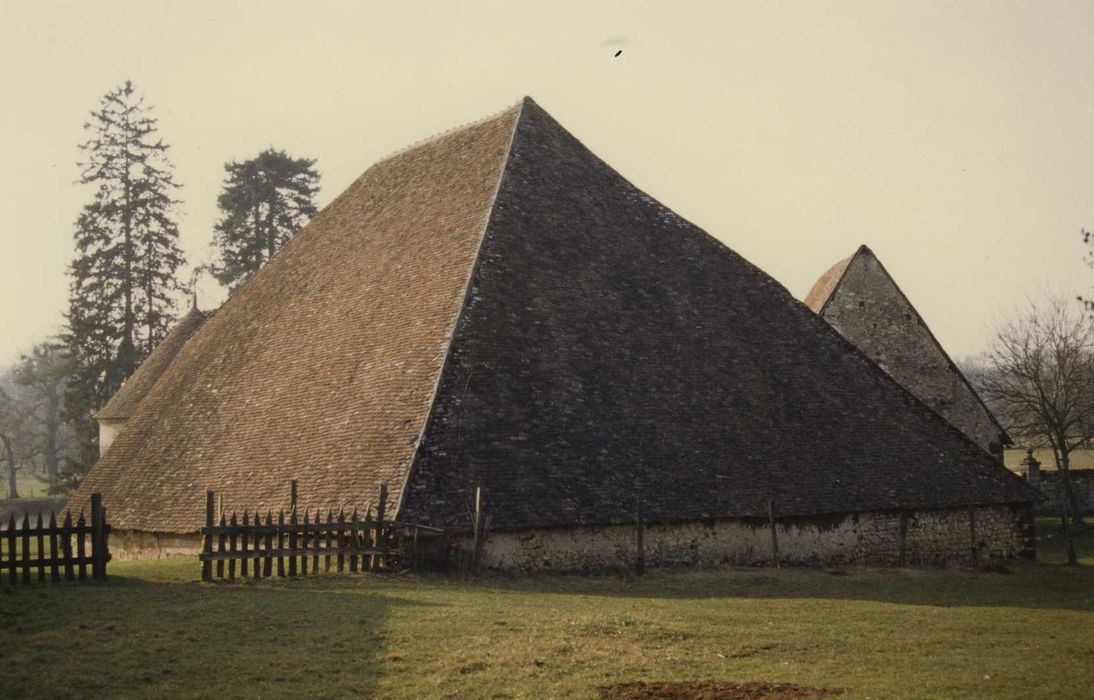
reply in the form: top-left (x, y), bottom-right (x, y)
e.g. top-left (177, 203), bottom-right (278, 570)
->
top-left (2, 1), bottom-right (1092, 367)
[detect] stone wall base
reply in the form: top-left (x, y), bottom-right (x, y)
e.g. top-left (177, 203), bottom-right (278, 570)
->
top-left (110, 529), bottom-right (202, 560)
top-left (460, 504), bottom-right (1032, 573)
top-left (108, 504), bottom-right (1034, 573)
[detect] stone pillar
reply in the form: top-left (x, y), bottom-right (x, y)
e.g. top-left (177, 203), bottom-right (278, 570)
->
top-left (1022, 449), bottom-right (1041, 488)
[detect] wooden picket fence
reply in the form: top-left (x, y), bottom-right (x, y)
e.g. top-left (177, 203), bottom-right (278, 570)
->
top-left (200, 482), bottom-right (443, 581)
top-left (0, 493), bottom-right (110, 585)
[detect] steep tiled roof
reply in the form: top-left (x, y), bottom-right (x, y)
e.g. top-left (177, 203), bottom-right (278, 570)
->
top-left (71, 98), bottom-right (1035, 535)
top-left (70, 103), bottom-right (522, 532)
top-left (95, 306), bottom-right (209, 421)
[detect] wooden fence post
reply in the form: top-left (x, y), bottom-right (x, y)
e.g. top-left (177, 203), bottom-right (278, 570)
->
top-left (897, 511), bottom-right (909, 567)
top-left (6, 514), bottom-right (15, 585)
top-left (101, 505), bottom-right (110, 579)
top-left (276, 510), bottom-right (286, 577)
top-left (968, 506), bottom-right (978, 568)
top-left (635, 493), bottom-right (645, 577)
top-left (75, 512), bottom-right (87, 582)
top-left (35, 512), bottom-right (46, 583)
top-left (377, 483), bottom-right (388, 570)
top-left (336, 510), bottom-right (346, 572)
top-left (364, 506), bottom-right (375, 571)
top-left (216, 512), bottom-right (227, 579)
top-left (21, 512), bottom-right (31, 584)
top-left (263, 511), bottom-right (274, 578)
top-left (349, 509), bottom-right (360, 573)
top-left (228, 513), bottom-right (238, 580)
top-left (90, 493), bottom-right (105, 581)
top-left (202, 491), bottom-right (214, 582)
top-left (288, 507), bottom-right (297, 577)
top-left (309, 510), bottom-right (319, 574)
top-left (324, 510), bottom-right (333, 572)
top-left (241, 511), bottom-right (250, 578)
top-left (301, 509), bottom-right (310, 575)
top-left (61, 512), bottom-right (74, 581)
top-left (48, 511), bottom-right (60, 582)
top-left (767, 500), bottom-right (780, 570)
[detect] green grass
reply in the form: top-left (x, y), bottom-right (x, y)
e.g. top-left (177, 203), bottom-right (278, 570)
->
top-left (0, 524), bottom-right (1091, 699)
top-left (6, 470), bottom-right (50, 500)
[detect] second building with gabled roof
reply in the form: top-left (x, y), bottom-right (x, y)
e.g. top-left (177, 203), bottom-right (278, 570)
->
top-left (804, 244), bottom-right (1010, 457)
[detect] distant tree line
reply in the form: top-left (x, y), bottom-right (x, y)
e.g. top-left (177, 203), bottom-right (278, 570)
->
top-left (0, 79), bottom-right (320, 497)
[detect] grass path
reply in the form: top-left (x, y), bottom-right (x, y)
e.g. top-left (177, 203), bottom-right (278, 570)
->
top-left (0, 519), bottom-right (1091, 699)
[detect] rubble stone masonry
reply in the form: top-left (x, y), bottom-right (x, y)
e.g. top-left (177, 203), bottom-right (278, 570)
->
top-left (471, 505), bottom-right (1032, 573)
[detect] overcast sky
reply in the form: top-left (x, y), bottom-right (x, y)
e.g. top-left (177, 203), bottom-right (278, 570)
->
top-left (2, 1), bottom-right (1092, 366)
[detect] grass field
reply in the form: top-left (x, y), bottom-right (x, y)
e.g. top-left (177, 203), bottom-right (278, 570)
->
top-left (0, 518), bottom-right (1091, 699)
top-left (5, 470), bottom-right (52, 500)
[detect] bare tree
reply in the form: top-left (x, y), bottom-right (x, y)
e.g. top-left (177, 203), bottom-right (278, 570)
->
top-left (982, 292), bottom-right (1094, 528)
top-left (0, 384), bottom-right (31, 499)
top-left (14, 342), bottom-right (74, 480)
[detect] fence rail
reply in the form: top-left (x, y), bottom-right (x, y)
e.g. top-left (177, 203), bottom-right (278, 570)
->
top-left (200, 482), bottom-right (443, 581)
top-left (0, 493), bottom-right (110, 584)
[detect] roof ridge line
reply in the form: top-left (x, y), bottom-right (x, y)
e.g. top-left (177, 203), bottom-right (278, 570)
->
top-left (862, 249), bottom-right (1012, 446)
top-left (369, 99), bottom-right (525, 171)
top-left (391, 99), bottom-right (526, 519)
top-left (811, 245), bottom-right (1015, 460)
top-left (815, 244), bottom-right (869, 317)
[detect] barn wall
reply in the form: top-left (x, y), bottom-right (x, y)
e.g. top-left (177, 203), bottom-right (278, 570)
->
top-left (110, 530), bottom-right (202, 560)
top-left (471, 505), bottom-right (1032, 573)
top-left (107, 505), bottom-right (1034, 570)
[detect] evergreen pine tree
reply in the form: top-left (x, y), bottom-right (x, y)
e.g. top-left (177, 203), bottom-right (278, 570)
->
top-left (64, 80), bottom-right (186, 475)
top-left (211, 148), bottom-right (320, 289)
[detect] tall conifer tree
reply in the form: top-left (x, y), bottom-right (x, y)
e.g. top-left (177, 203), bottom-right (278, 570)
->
top-left (211, 148), bottom-right (320, 289)
top-left (64, 80), bottom-right (185, 472)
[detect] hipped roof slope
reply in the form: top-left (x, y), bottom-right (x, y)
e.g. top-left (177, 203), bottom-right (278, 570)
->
top-left (398, 102), bottom-right (1035, 531)
top-left (70, 102), bottom-right (522, 532)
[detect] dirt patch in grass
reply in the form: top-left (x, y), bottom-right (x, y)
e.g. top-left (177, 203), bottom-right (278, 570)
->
top-left (598, 681), bottom-right (846, 700)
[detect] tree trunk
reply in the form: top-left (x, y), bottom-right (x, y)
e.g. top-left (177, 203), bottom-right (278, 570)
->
top-left (121, 115), bottom-right (136, 368)
top-left (2, 434), bottom-right (18, 499)
top-left (1058, 447), bottom-right (1085, 525)
top-left (44, 391), bottom-right (60, 478)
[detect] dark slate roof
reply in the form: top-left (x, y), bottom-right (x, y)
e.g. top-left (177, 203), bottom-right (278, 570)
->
top-left (399, 100), bottom-right (1036, 532)
top-left (71, 97), bottom-right (1036, 535)
top-left (95, 306), bottom-right (209, 420)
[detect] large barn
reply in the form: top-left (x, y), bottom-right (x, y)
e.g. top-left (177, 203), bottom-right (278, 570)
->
top-left (70, 98), bottom-right (1037, 570)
